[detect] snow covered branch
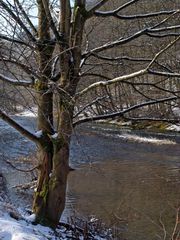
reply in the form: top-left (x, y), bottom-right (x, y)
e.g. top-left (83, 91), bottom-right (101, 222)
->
top-left (95, 10), bottom-right (177, 19)
top-left (0, 74), bottom-right (33, 87)
top-left (92, 0), bottom-right (139, 18)
top-left (75, 69), bottom-right (147, 99)
top-left (76, 35), bottom-right (180, 110)
top-left (82, 28), bottom-right (147, 57)
top-left (148, 69), bottom-right (180, 78)
top-left (87, 0), bottom-right (109, 17)
top-left (83, 10), bottom-right (179, 58)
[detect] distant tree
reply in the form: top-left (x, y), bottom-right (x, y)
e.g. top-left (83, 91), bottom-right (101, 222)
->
top-left (0, 0), bottom-right (179, 227)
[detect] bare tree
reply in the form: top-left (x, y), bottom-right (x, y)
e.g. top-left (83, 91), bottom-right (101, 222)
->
top-left (0, 0), bottom-right (180, 227)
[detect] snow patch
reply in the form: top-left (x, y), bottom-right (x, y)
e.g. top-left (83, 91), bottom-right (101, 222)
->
top-left (0, 216), bottom-right (67, 240)
top-left (167, 124), bottom-right (180, 132)
top-left (172, 107), bottom-right (180, 117)
top-left (119, 134), bottom-right (176, 145)
top-left (24, 213), bottom-right (36, 223)
top-left (0, 218), bottom-right (45, 240)
top-left (49, 173), bottom-right (52, 178)
top-left (15, 108), bottom-right (37, 117)
top-left (35, 130), bottom-right (43, 137)
top-left (51, 132), bottom-right (58, 139)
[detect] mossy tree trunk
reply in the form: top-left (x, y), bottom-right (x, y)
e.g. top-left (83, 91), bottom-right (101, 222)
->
top-left (32, 0), bottom-right (85, 227)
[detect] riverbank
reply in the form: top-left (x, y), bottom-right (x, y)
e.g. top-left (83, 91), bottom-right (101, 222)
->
top-left (0, 112), bottom-right (180, 240)
top-left (98, 119), bottom-right (180, 133)
top-left (0, 172), bottom-right (117, 239)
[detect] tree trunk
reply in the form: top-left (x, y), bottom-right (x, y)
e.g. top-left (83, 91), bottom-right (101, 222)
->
top-left (32, 0), bottom-right (85, 227)
top-left (46, 142), bottom-right (70, 226)
top-left (33, 108), bottom-right (72, 227)
top-left (32, 143), bottom-right (53, 223)
top-left (32, 142), bottom-right (70, 227)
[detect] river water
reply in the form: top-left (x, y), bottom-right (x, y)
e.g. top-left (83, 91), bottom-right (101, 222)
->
top-left (0, 116), bottom-right (180, 240)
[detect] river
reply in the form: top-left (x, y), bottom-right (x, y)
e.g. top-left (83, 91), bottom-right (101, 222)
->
top-left (0, 115), bottom-right (180, 240)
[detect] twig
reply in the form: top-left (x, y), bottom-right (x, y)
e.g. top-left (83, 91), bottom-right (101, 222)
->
top-left (11, 180), bottom-right (37, 190)
top-left (159, 213), bottom-right (167, 240)
top-left (5, 160), bottom-right (39, 173)
top-left (171, 207), bottom-right (180, 240)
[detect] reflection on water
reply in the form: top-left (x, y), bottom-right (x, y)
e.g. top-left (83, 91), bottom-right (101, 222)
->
top-left (66, 124), bottom-right (180, 240)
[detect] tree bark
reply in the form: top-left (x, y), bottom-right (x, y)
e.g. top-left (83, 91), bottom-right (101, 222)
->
top-left (32, 0), bottom-right (85, 227)
top-left (33, 108), bottom-right (73, 227)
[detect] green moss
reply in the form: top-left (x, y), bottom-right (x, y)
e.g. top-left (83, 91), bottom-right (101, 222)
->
top-left (74, 6), bottom-right (80, 17)
top-left (74, 5), bottom-right (87, 19)
top-left (131, 121), bottom-right (169, 132)
top-left (49, 177), bottom-right (57, 190)
top-left (39, 184), bottom-right (48, 198)
top-left (34, 79), bottom-right (47, 91)
top-left (153, 122), bottom-right (169, 131)
top-left (34, 183), bottom-right (49, 206)
top-left (52, 136), bottom-right (65, 151)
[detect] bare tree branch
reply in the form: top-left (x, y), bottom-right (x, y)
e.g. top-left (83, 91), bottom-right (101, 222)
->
top-left (6, 160), bottom-right (39, 173)
top-left (83, 10), bottom-right (179, 58)
top-left (74, 96), bottom-right (108, 118)
top-left (123, 116), bottom-right (179, 124)
top-left (148, 69), bottom-right (180, 78)
top-left (80, 72), bottom-right (111, 80)
top-left (73, 96), bottom-right (178, 126)
top-left (121, 80), bottom-right (180, 95)
top-left (92, 0), bottom-right (140, 17)
top-left (0, 58), bottom-right (38, 77)
top-left (41, 0), bottom-right (63, 43)
top-left (149, 25), bottom-right (180, 33)
top-left (14, 0), bottom-right (38, 36)
top-left (0, 1), bottom-right (36, 43)
top-left (0, 110), bottom-right (40, 144)
top-left (147, 35), bottom-right (180, 69)
top-left (146, 32), bottom-right (180, 38)
top-left (87, 0), bottom-right (109, 17)
top-left (0, 34), bottom-right (32, 47)
top-left (82, 28), bottom-right (147, 57)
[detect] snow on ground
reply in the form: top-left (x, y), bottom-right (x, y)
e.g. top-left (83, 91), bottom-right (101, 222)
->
top-left (0, 212), bottom-right (109, 240)
top-left (0, 173), bottom-right (68, 240)
top-left (167, 124), bottom-right (180, 132)
top-left (0, 179), bottom-right (63, 240)
top-left (0, 200), bottom-right (112, 240)
top-left (0, 198), bottom-right (108, 240)
top-left (15, 108), bottom-right (37, 117)
top-left (34, 130), bottom-right (43, 137)
top-left (0, 214), bottom-right (68, 240)
top-left (101, 131), bottom-right (177, 145)
top-left (0, 204), bottom-right (75, 240)
top-left (119, 134), bottom-right (176, 144)
top-left (0, 217), bottom-right (45, 240)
